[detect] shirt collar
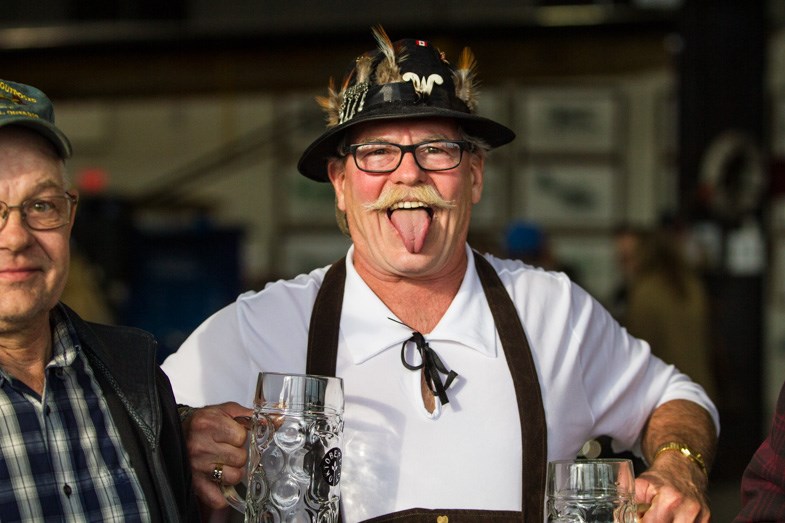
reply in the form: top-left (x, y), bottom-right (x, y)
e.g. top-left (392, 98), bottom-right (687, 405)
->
top-left (48, 304), bottom-right (81, 369)
top-left (0, 304), bottom-right (80, 386)
top-left (340, 244), bottom-right (499, 365)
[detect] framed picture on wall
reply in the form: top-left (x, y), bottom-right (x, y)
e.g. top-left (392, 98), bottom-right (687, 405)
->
top-left (519, 87), bottom-right (621, 154)
top-left (281, 167), bottom-right (337, 225)
top-left (472, 153), bottom-right (509, 228)
top-left (516, 162), bottom-right (618, 227)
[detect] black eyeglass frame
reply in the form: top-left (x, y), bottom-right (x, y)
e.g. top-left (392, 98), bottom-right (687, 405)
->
top-left (340, 140), bottom-right (475, 173)
top-left (0, 192), bottom-right (78, 231)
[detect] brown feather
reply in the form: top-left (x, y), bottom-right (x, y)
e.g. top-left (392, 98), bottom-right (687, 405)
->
top-left (454, 46), bottom-right (479, 112)
top-left (371, 25), bottom-right (401, 85)
top-left (354, 55), bottom-right (374, 85)
top-left (316, 77), bottom-right (342, 127)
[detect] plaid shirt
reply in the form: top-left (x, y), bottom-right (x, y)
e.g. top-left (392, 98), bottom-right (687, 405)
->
top-left (0, 307), bottom-right (150, 522)
top-left (735, 382), bottom-right (785, 522)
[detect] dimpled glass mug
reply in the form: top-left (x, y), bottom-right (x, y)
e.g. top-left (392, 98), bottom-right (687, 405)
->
top-left (546, 458), bottom-right (638, 523)
top-left (222, 372), bottom-right (345, 523)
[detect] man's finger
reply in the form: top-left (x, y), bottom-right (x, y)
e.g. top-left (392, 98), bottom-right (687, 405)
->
top-left (193, 475), bottom-right (229, 509)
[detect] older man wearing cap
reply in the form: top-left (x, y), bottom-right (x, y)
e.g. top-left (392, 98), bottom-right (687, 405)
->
top-left (0, 80), bottom-right (197, 522)
top-left (163, 27), bottom-right (718, 522)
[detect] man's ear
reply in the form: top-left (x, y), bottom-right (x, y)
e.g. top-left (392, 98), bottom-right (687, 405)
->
top-left (66, 188), bottom-right (79, 233)
top-left (327, 160), bottom-right (347, 211)
top-left (470, 153), bottom-right (484, 205)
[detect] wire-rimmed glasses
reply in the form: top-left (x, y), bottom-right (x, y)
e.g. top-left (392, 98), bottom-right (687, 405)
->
top-left (341, 140), bottom-right (473, 173)
top-left (0, 193), bottom-right (78, 231)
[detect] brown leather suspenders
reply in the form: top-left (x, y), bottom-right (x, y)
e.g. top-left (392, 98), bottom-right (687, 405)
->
top-left (306, 252), bottom-right (547, 522)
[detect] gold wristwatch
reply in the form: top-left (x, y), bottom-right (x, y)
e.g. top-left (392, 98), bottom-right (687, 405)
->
top-left (653, 442), bottom-right (708, 477)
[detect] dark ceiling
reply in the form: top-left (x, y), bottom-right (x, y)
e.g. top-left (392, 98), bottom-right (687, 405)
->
top-left (0, 1), bottom-right (773, 100)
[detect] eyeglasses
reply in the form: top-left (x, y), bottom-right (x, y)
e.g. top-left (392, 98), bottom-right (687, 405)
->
top-left (0, 193), bottom-right (78, 231)
top-left (341, 140), bottom-right (473, 173)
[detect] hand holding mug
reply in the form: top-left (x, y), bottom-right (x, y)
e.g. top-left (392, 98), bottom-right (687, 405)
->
top-left (181, 402), bottom-right (253, 509)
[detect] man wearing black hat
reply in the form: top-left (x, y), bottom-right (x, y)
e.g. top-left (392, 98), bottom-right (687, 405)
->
top-left (163, 28), bottom-right (718, 522)
top-left (0, 80), bottom-right (197, 522)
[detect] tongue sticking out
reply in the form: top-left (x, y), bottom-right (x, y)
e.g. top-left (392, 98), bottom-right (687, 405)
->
top-left (390, 208), bottom-right (432, 254)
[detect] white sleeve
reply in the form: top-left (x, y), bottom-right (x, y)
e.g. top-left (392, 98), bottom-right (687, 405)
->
top-left (484, 253), bottom-right (719, 457)
top-left (570, 282), bottom-right (720, 450)
top-left (161, 269), bottom-right (326, 408)
top-left (161, 301), bottom-right (255, 407)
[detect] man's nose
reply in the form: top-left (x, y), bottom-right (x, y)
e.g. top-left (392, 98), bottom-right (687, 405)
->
top-left (0, 208), bottom-right (34, 250)
top-left (390, 150), bottom-right (426, 184)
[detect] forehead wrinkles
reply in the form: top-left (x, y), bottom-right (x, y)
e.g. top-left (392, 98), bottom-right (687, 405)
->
top-left (0, 132), bottom-right (62, 167)
top-left (0, 142), bottom-right (66, 194)
top-left (0, 127), bottom-right (60, 158)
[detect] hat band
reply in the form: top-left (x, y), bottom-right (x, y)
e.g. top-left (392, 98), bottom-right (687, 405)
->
top-left (338, 81), bottom-right (471, 125)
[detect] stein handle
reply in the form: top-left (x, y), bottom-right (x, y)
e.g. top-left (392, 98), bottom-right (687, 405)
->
top-left (221, 483), bottom-right (246, 513)
top-left (220, 416), bottom-right (254, 514)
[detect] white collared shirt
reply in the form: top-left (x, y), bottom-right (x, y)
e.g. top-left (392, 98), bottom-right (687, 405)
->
top-left (162, 244), bottom-right (718, 522)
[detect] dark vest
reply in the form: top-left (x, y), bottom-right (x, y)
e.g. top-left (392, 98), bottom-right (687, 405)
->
top-left (306, 252), bottom-right (547, 523)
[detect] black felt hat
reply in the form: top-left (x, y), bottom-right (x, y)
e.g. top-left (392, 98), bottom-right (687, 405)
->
top-left (297, 27), bottom-right (515, 182)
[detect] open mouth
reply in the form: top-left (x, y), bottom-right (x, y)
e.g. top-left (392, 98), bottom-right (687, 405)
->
top-left (386, 201), bottom-right (435, 219)
top-left (387, 201), bottom-right (434, 254)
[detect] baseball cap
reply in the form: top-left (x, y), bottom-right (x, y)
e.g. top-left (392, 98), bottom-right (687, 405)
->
top-left (0, 79), bottom-right (72, 159)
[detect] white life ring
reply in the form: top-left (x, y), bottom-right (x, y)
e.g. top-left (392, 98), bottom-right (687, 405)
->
top-left (699, 130), bottom-right (765, 221)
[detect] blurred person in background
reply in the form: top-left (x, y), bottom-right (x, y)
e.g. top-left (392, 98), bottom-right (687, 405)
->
top-left (0, 79), bottom-right (196, 522)
top-left (613, 224), bottom-right (717, 401)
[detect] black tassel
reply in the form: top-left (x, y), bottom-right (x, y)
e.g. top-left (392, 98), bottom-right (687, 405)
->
top-left (391, 318), bottom-right (458, 406)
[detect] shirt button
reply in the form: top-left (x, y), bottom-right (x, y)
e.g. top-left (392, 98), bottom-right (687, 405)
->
top-left (63, 484), bottom-right (72, 497)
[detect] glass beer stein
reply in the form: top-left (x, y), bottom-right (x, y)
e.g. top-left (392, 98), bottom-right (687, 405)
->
top-left (546, 458), bottom-right (638, 523)
top-left (223, 372), bottom-right (345, 523)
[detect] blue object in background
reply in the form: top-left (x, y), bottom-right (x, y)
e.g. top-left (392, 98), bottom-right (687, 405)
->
top-left (504, 220), bottom-right (545, 260)
top-left (123, 227), bottom-right (244, 363)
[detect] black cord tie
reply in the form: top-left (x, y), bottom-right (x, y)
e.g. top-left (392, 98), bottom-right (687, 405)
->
top-left (391, 318), bottom-right (458, 406)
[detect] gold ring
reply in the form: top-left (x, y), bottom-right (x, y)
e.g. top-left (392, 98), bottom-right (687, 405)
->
top-left (211, 463), bottom-right (224, 483)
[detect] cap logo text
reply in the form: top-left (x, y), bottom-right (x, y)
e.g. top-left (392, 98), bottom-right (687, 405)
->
top-left (0, 82), bottom-right (37, 105)
top-left (0, 109), bottom-right (40, 119)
